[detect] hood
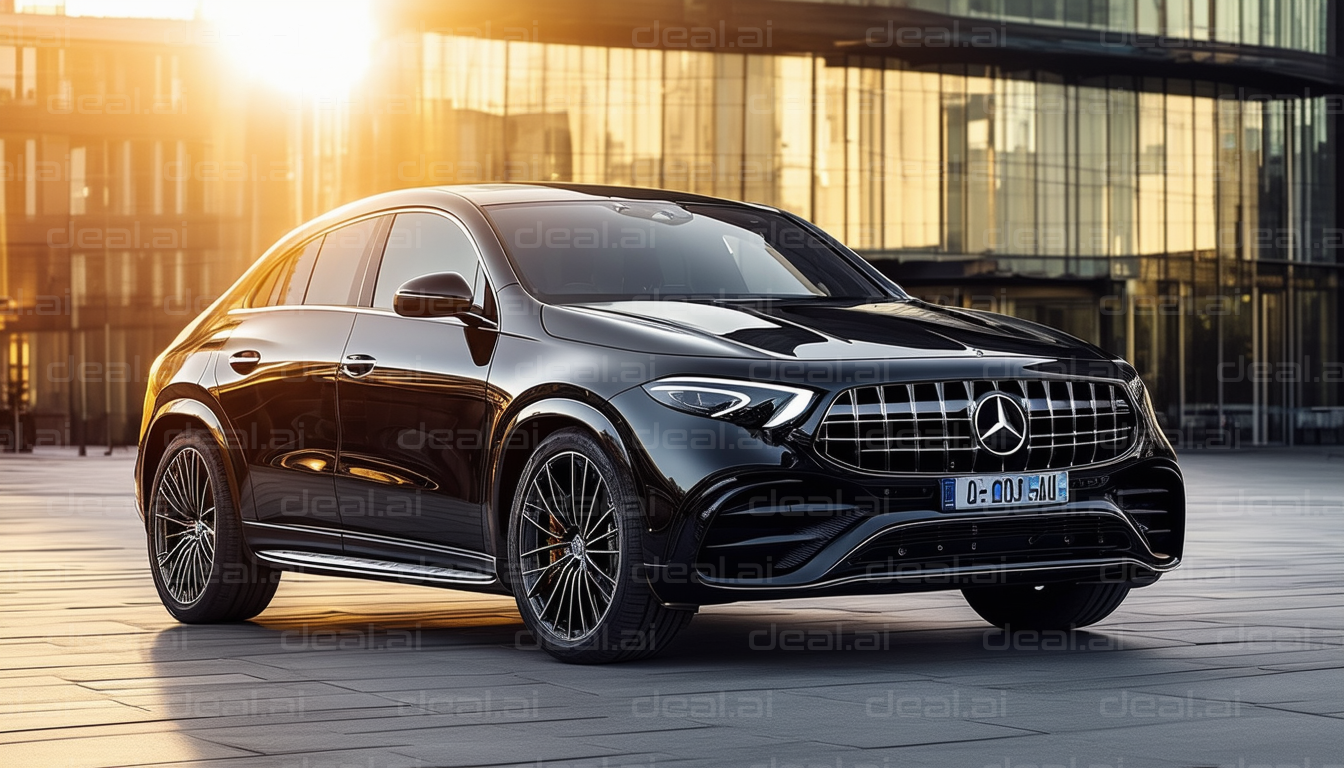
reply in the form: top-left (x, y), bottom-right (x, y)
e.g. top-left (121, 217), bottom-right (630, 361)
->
top-left (540, 299), bottom-right (1111, 362)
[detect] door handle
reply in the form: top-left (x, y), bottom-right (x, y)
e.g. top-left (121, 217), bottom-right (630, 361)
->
top-left (341, 354), bottom-right (377, 378)
top-left (228, 350), bottom-right (261, 373)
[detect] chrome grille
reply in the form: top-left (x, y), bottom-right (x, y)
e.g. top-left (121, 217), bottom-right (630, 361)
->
top-left (816, 379), bottom-right (1136, 474)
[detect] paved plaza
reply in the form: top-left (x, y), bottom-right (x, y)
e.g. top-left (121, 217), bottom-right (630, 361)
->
top-left (2, 448), bottom-right (1343, 768)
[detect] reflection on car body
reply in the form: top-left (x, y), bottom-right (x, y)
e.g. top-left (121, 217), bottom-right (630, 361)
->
top-left (136, 183), bottom-right (1185, 663)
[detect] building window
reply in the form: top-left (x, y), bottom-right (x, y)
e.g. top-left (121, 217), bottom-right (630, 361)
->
top-left (24, 139), bottom-right (36, 219)
top-left (22, 47), bottom-right (36, 102)
top-left (153, 141), bottom-right (163, 215)
top-left (154, 53), bottom-right (182, 112)
top-left (0, 46), bottom-right (37, 103)
top-left (174, 140), bottom-right (186, 215)
top-left (69, 146), bottom-right (87, 215)
top-left (0, 46), bottom-right (15, 103)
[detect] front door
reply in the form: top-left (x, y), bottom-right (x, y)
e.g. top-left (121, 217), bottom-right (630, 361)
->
top-left (334, 211), bottom-right (498, 571)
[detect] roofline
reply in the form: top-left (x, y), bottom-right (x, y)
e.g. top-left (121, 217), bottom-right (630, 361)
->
top-left (454, 182), bottom-right (780, 210)
top-left (258, 184), bottom-right (776, 254)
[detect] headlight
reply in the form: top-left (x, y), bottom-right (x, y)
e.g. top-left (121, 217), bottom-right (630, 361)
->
top-left (1123, 369), bottom-right (1154, 419)
top-left (642, 377), bottom-right (816, 430)
top-left (1122, 368), bottom-right (1173, 451)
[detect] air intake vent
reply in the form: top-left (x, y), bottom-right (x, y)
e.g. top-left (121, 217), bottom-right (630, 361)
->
top-left (816, 380), bottom-right (1136, 474)
top-left (1113, 484), bottom-right (1183, 560)
top-left (839, 514), bottom-right (1137, 578)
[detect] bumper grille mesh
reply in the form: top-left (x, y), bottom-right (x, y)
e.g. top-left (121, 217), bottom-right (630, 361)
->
top-left (816, 379), bottom-right (1136, 474)
top-left (840, 514), bottom-right (1140, 577)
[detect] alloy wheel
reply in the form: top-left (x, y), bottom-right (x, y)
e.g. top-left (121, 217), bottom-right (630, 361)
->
top-left (152, 447), bottom-right (217, 605)
top-left (516, 451), bottom-right (621, 642)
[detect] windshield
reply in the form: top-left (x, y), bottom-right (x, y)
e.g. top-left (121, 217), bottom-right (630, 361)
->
top-left (485, 200), bottom-right (891, 303)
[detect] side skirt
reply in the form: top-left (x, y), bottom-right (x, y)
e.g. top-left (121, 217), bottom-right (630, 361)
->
top-left (254, 549), bottom-right (504, 591)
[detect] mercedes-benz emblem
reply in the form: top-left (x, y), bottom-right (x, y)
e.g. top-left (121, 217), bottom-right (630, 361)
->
top-left (973, 392), bottom-right (1029, 456)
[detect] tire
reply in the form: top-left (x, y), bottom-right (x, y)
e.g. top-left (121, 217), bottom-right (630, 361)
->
top-left (506, 428), bottom-right (693, 663)
top-left (147, 431), bottom-right (280, 623)
top-left (962, 581), bottom-right (1130, 631)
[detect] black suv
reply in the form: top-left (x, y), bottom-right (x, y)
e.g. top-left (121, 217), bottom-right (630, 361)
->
top-left (136, 183), bottom-right (1184, 663)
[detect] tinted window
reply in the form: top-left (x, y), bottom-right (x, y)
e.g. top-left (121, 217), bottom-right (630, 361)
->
top-left (243, 236), bottom-right (320, 309)
top-left (245, 257), bottom-right (287, 308)
top-left (280, 237), bottom-right (323, 305)
top-left (304, 218), bottom-right (381, 306)
top-left (484, 201), bottom-right (885, 303)
top-left (372, 212), bottom-right (481, 310)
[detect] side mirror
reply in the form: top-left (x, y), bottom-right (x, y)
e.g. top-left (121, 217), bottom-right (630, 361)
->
top-left (393, 272), bottom-right (473, 319)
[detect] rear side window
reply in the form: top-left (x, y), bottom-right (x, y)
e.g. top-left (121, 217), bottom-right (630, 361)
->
top-left (244, 236), bottom-right (324, 308)
top-left (305, 218), bottom-right (381, 306)
top-left (372, 212), bottom-right (481, 310)
top-left (245, 258), bottom-right (287, 308)
top-left (281, 237), bottom-right (323, 304)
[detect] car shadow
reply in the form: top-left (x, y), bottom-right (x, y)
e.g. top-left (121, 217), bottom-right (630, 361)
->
top-left (662, 609), bottom-right (1127, 668)
top-left (145, 590), bottom-right (1135, 675)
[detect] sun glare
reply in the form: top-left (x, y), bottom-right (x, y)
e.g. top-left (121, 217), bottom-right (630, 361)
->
top-left (59, 1), bottom-right (196, 19)
top-left (203, 0), bottom-right (374, 96)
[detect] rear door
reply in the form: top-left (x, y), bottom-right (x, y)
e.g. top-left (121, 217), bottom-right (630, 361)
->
top-left (214, 216), bottom-right (385, 553)
top-left (334, 210), bottom-right (498, 570)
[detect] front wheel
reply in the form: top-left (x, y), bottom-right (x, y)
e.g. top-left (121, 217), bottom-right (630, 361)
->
top-left (962, 581), bottom-right (1130, 631)
top-left (147, 431), bottom-right (280, 623)
top-left (507, 429), bottom-right (692, 663)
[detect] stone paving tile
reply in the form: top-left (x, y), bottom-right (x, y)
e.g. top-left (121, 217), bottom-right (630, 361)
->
top-left (325, 712), bottom-right (618, 737)
top-left (168, 749), bottom-right (428, 768)
top-left (579, 729), bottom-right (796, 760)
top-left (392, 744), bottom-right (673, 768)
top-left (655, 740), bottom-right (886, 768)
top-left (178, 720), bottom-right (464, 756)
top-left (0, 705), bottom-right (462, 748)
top-left (0, 731), bottom-right (257, 767)
top-left (3, 448), bottom-right (1344, 766)
top-left (0, 701), bottom-right (160, 736)
top-left (330, 673), bottom-right (547, 693)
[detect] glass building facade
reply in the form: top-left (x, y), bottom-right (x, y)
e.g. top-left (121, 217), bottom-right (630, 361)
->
top-left (797, 0), bottom-right (1333, 53)
top-left (0, 1), bottom-right (1340, 448)
top-left (375, 33), bottom-right (1341, 445)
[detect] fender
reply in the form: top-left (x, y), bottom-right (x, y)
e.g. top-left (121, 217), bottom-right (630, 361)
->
top-left (485, 397), bottom-right (636, 561)
top-left (136, 394), bottom-right (243, 523)
top-left (508, 398), bottom-right (632, 463)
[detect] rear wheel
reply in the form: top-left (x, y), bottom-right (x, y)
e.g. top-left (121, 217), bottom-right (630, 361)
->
top-left (962, 581), bottom-right (1130, 630)
top-left (147, 431), bottom-right (279, 623)
top-left (507, 429), bottom-right (692, 663)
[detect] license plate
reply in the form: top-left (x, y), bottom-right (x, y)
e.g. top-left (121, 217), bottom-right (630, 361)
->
top-left (940, 471), bottom-right (1069, 511)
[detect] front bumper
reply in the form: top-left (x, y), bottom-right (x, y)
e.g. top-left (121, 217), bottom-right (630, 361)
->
top-left (647, 456), bottom-right (1184, 606)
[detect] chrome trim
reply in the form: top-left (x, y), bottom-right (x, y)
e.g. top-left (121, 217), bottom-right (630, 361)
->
top-left (242, 520), bottom-right (495, 564)
top-left (243, 519), bottom-right (342, 540)
top-left (814, 375), bottom-right (1142, 477)
top-left (254, 550), bottom-right (496, 585)
top-left (229, 304), bottom-right (470, 325)
top-left (228, 303), bottom-right (499, 330)
top-left (227, 205), bottom-right (497, 319)
top-left (972, 390), bottom-right (1029, 456)
top-left (340, 353), bottom-right (377, 378)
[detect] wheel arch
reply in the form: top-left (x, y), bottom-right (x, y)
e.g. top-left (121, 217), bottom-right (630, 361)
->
top-left (487, 396), bottom-right (636, 567)
top-left (137, 392), bottom-right (243, 527)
